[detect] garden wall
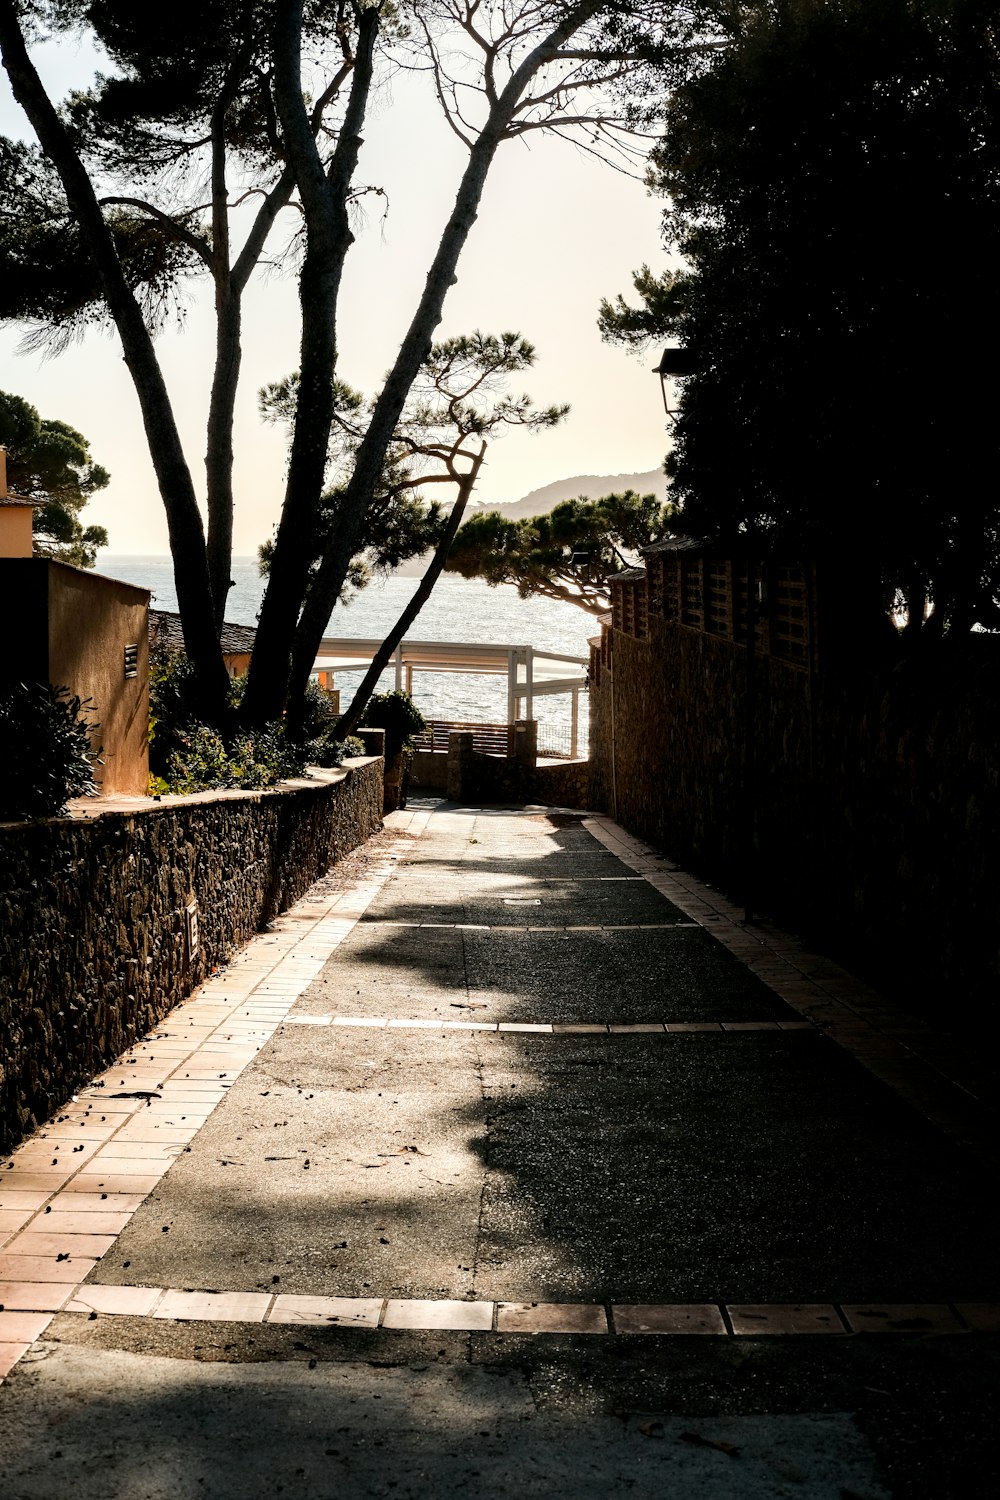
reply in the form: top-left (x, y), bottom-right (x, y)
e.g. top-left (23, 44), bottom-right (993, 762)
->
top-left (589, 619), bottom-right (1000, 1027)
top-left (0, 758), bottom-right (382, 1155)
top-left (442, 723), bottom-right (589, 809)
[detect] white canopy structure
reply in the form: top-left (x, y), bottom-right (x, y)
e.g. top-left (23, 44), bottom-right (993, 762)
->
top-left (311, 637), bottom-right (588, 756)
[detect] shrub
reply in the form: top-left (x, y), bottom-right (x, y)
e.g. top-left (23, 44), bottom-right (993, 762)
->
top-left (0, 681), bottom-right (101, 820)
top-left (148, 647), bottom-right (214, 781)
top-left (305, 732), bottom-right (366, 768)
top-left (360, 690), bottom-right (426, 759)
top-left (165, 721), bottom-right (307, 795)
top-left (299, 676), bottom-right (339, 741)
top-left (149, 648), bottom-right (307, 795)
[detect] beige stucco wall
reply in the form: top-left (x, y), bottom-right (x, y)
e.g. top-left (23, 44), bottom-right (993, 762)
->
top-left (46, 562), bottom-right (150, 795)
top-left (0, 505), bottom-right (33, 558)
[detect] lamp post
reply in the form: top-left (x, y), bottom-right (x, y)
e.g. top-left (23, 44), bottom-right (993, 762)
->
top-left (653, 347), bottom-right (699, 419)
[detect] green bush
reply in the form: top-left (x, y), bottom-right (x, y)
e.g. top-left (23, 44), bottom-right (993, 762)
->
top-left (0, 681), bottom-right (101, 820)
top-left (148, 648), bottom-right (216, 781)
top-left (360, 690), bottom-right (426, 758)
top-left (299, 677), bottom-right (340, 741)
top-left (165, 721), bottom-right (306, 795)
top-left (305, 732), bottom-right (366, 768)
top-left (149, 648), bottom-right (307, 795)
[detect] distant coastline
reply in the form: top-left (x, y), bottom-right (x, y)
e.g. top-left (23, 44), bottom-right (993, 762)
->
top-left (392, 466), bottom-right (665, 576)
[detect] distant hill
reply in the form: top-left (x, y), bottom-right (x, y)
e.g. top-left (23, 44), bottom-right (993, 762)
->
top-left (487, 469), bottom-right (666, 522)
top-left (393, 468), bottom-right (665, 576)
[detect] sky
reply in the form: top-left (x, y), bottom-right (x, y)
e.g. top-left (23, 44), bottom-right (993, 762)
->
top-left (0, 19), bottom-right (671, 555)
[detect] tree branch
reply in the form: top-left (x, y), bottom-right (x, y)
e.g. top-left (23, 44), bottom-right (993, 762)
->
top-left (97, 196), bottom-right (213, 266)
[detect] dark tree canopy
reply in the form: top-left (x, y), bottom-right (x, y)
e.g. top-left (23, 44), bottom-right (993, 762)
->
top-left (601, 0), bottom-right (1000, 634)
top-left (0, 389), bottom-right (109, 566)
top-left (445, 490), bottom-right (669, 614)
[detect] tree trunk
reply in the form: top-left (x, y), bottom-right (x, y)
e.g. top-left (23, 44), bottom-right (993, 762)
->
top-left (332, 446), bottom-right (486, 741)
top-left (204, 82), bottom-right (239, 631)
top-left (206, 285), bottom-right (241, 630)
top-left (0, 0), bottom-right (229, 715)
top-left (239, 1), bottom-right (379, 727)
top-left (282, 4), bottom-right (599, 720)
top-left (206, 159), bottom-right (300, 630)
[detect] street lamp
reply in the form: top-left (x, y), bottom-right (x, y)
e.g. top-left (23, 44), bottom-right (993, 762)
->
top-left (653, 346), bottom-right (699, 418)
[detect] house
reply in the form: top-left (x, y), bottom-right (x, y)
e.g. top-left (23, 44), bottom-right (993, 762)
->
top-left (0, 446), bottom-right (150, 796)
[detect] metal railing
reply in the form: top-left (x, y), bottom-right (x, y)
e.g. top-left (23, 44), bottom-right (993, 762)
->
top-left (536, 720), bottom-right (588, 760)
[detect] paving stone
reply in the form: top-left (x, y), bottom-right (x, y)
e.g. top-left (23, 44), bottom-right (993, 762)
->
top-left (608, 1024), bottom-right (666, 1034)
top-left (0, 1255), bottom-right (98, 1283)
top-left (0, 1192), bottom-right (49, 1211)
top-left (381, 1299), bottom-right (493, 1330)
top-left (726, 1304), bottom-right (845, 1335)
top-left (0, 1310), bottom-right (53, 1343)
top-left (59, 1174), bottom-right (165, 1196)
top-left (613, 1303), bottom-right (726, 1335)
top-left (66, 1285), bottom-right (163, 1317)
top-left (955, 1303), bottom-right (1000, 1332)
top-left (0, 1343), bottom-right (28, 1380)
top-left (267, 1295), bottom-right (383, 1327)
top-left (720, 1021), bottom-right (780, 1031)
top-left (841, 1303), bottom-right (964, 1335)
top-left (4, 1232), bottom-right (117, 1259)
top-left (0, 1281), bottom-right (75, 1311)
top-left (0, 1211), bottom-right (33, 1238)
top-left (18, 1212), bottom-right (130, 1236)
top-left (496, 1302), bottom-right (608, 1334)
top-left (153, 1290), bottom-right (272, 1322)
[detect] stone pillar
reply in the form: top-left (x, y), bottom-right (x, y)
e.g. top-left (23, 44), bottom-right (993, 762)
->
top-left (511, 719), bottom-right (537, 772)
top-left (357, 727), bottom-right (385, 759)
top-left (447, 731), bottom-right (474, 801)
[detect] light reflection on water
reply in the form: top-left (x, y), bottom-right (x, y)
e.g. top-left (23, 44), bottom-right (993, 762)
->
top-left (98, 556), bottom-right (594, 737)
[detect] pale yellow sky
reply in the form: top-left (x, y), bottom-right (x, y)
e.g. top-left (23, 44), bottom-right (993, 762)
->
top-left (1, 28), bottom-right (670, 554)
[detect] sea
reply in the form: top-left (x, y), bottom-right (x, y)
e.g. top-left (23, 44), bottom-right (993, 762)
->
top-left (98, 554), bottom-right (595, 746)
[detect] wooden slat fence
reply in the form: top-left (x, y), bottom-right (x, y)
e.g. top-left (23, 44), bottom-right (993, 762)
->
top-left (413, 720), bottom-right (511, 755)
top-left (610, 554), bottom-right (816, 671)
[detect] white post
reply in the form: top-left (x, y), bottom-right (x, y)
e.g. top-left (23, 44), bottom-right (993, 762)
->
top-left (394, 644), bottom-right (403, 690)
top-left (405, 663), bottom-right (413, 695)
top-left (525, 646), bottom-right (534, 721)
top-left (570, 687), bottom-right (579, 760)
top-left (507, 649), bottom-right (518, 724)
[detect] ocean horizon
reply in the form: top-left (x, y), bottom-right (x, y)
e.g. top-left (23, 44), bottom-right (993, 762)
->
top-left (98, 553), bottom-right (594, 739)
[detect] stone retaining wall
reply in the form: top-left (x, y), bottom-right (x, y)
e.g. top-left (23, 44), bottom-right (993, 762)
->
top-left (442, 724), bottom-right (589, 809)
top-left (589, 621), bottom-right (1000, 1025)
top-left (0, 758), bottom-right (382, 1155)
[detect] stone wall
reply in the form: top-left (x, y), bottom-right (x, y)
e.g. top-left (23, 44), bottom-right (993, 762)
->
top-left (589, 619), bottom-right (1000, 1025)
top-left (410, 748), bottom-right (449, 792)
top-left (442, 723), bottom-right (590, 808)
top-left (0, 758), bottom-right (382, 1155)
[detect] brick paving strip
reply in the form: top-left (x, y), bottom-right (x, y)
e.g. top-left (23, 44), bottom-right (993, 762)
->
top-left (18, 1285), bottom-right (996, 1338)
top-left (290, 1015), bottom-right (817, 1032)
top-left (2, 802), bottom-right (995, 1382)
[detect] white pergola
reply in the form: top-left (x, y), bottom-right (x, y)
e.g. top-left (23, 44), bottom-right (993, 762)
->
top-left (311, 637), bottom-right (588, 756)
